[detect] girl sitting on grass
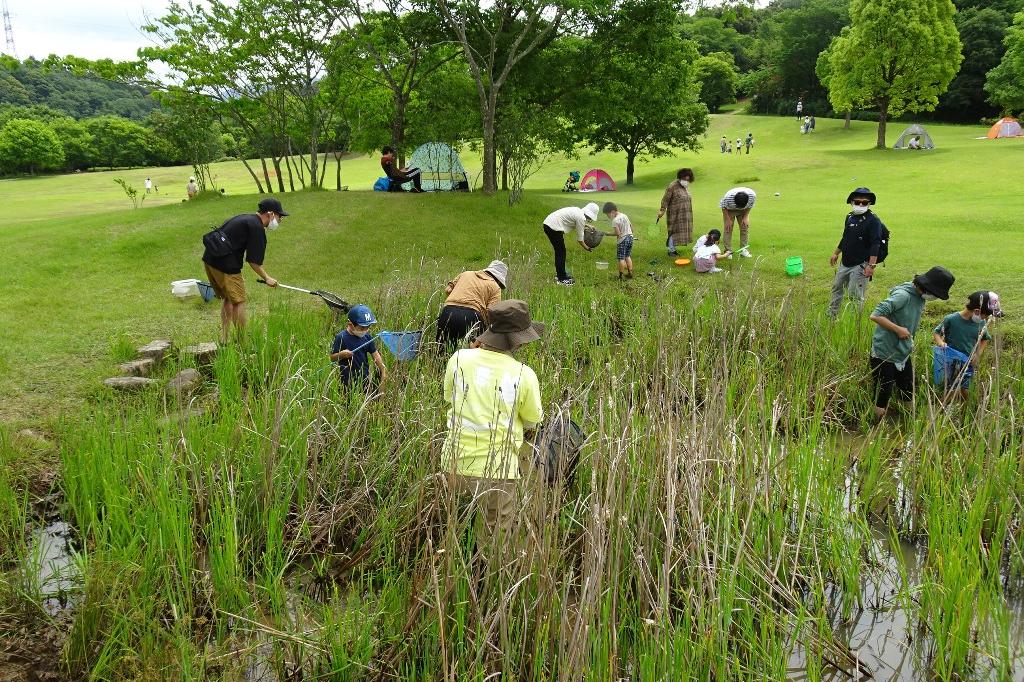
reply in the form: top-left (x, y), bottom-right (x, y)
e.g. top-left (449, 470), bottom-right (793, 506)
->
top-left (692, 229), bottom-right (731, 273)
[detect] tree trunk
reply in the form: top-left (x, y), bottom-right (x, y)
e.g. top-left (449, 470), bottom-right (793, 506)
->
top-left (844, 109), bottom-right (852, 129)
top-left (875, 99), bottom-right (889, 149)
top-left (335, 151), bottom-right (342, 191)
top-left (270, 157), bottom-right (285, 193)
top-left (284, 155), bottom-right (296, 192)
top-left (260, 157), bottom-right (273, 194)
top-left (501, 154), bottom-right (509, 192)
top-left (309, 136), bottom-right (319, 189)
top-left (481, 99), bottom-right (497, 195)
top-left (626, 152), bottom-right (636, 186)
top-left (392, 97), bottom-right (407, 167)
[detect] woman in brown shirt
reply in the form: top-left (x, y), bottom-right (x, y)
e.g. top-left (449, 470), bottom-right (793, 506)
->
top-left (657, 168), bottom-right (695, 256)
top-left (436, 260), bottom-right (508, 350)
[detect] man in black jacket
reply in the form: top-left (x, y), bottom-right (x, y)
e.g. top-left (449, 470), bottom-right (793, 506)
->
top-left (829, 187), bottom-right (884, 317)
top-left (202, 197), bottom-right (285, 343)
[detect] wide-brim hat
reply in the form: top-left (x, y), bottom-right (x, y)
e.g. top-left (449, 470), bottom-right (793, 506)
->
top-left (483, 260), bottom-right (508, 288)
top-left (913, 266), bottom-right (955, 300)
top-left (477, 299), bottom-right (544, 351)
top-left (582, 202), bottom-right (599, 220)
top-left (846, 187), bottom-right (876, 205)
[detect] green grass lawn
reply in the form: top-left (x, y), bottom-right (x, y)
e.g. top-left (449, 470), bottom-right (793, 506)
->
top-left (1, 112), bottom-right (1022, 424)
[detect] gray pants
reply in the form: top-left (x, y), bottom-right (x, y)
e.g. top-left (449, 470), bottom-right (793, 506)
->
top-left (829, 263), bottom-right (869, 317)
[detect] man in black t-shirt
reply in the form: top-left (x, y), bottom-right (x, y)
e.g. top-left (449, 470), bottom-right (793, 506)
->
top-left (829, 187), bottom-right (884, 318)
top-left (202, 197), bottom-right (286, 343)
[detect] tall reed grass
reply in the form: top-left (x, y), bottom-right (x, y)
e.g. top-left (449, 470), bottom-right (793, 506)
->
top-left (34, 267), bottom-right (1024, 678)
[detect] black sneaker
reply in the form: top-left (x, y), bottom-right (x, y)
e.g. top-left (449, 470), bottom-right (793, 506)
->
top-left (556, 277), bottom-right (576, 286)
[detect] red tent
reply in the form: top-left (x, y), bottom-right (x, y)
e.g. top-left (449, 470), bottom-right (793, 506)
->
top-left (579, 168), bottom-right (616, 191)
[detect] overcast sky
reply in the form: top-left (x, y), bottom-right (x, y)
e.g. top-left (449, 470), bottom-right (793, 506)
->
top-left (4, 0), bottom-right (171, 61)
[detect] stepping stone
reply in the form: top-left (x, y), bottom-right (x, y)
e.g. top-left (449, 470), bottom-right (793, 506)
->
top-left (181, 342), bottom-right (219, 365)
top-left (119, 357), bottom-right (156, 377)
top-left (137, 339), bottom-right (174, 361)
top-left (103, 376), bottom-right (158, 391)
top-left (167, 368), bottom-right (203, 396)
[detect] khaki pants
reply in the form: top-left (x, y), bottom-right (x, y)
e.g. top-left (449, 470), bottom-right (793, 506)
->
top-left (829, 263), bottom-right (869, 317)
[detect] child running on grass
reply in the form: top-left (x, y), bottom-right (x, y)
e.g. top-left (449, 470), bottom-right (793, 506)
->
top-left (330, 304), bottom-right (388, 390)
top-left (932, 290), bottom-right (1002, 397)
top-left (603, 202), bottom-right (634, 279)
top-left (692, 229), bottom-right (731, 273)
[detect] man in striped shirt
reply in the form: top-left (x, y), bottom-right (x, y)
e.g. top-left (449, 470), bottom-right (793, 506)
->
top-left (719, 187), bottom-right (756, 257)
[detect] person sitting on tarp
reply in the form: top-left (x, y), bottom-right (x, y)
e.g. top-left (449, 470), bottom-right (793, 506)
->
top-left (932, 290), bottom-right (1003, 397)
top-left (380, 145), bottom-right (424, 193)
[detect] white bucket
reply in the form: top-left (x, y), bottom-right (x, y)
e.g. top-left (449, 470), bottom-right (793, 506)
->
top-left (171, 279), bottom-right (201, 298)
top-left (595, 261), bottom-right (609, 270)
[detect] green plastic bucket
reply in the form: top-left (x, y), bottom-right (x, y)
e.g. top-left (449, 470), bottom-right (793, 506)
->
top-left (785, 256), bottom-right (804, 277)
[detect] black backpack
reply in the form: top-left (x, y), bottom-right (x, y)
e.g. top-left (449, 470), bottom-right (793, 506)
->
top-left (202, 223), bottom-right (235, 257)
top-left (876, 222), bottom-right (890, 264)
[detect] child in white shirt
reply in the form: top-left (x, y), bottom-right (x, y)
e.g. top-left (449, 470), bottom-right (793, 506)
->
top-left (603, 202), bottom-right (634, 279)
top-left (693, 229), bottom-right (730, 273)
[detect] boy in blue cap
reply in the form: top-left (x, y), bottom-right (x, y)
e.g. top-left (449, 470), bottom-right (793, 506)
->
top-left (330, 304), bottom-right (388, 388)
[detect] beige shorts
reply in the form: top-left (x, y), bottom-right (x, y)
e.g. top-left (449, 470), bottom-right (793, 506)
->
top-left (204, 262), bottom-right (246, 303)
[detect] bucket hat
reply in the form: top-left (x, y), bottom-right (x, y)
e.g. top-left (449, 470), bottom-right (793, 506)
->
top-left (845, 187), bottom-right (877, 205)
top-left (477, 300), bottom-right (544, 351)
top-left (913, 266), bottom-right (955, 300)
top-left (582, 202), bottom-right (599, 221)
top-left (483, 260), bottom-right (509, 288)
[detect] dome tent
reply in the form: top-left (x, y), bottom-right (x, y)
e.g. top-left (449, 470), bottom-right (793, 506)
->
top-left (893, 124), bottom-right (934, 149)
top-left (403, 142), bottom-right (469, 191)
top-left (579, 168), bottom-right (616, 192)
top-left (987, 117), bottom-right (1023, 139)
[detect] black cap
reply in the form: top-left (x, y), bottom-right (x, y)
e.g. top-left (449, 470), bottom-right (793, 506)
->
top-left (258, 197), bottom-right (289, 216)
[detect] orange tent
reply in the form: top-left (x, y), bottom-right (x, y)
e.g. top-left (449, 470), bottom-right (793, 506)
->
top-left (986, 117), bottom-right (1023, 139)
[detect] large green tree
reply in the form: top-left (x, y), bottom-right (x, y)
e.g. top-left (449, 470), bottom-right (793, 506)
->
top-left (576, 0), bottom-right (709, 185)
top-left (694, 52), bottom-right (739, 113)
top-left (986, 10), bottom-right (1024, 114)
top-left (83, 116), bottom-right (153, 168)
top-left (821, 0), bottom-right (962, 148)
top-left (937, 4), bottom-right (1020, 121)
top-left (48, 117), bottom-right (97, 170)
top-left (0, 118), bottom-right (65, 174)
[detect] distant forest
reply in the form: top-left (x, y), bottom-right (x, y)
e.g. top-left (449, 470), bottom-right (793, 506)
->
top-left (0, 56), bottom-right (158, 121)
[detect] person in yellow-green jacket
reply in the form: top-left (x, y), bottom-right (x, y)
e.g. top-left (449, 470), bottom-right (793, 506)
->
top-left (441, 299), bottom-right (544, 551)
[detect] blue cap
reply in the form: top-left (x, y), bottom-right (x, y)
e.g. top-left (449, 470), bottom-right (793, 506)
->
top-left (348, 304), bottom-right (377, 327)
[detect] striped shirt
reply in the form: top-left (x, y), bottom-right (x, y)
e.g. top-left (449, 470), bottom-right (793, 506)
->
top-left (719, 187), bottom-right (757, 212)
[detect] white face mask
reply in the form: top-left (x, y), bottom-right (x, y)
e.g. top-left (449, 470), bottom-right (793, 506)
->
top-left (850, 204), bottom-right (869, 215)
top-left (922, 293), bottom-right (938, 301)
top-left (971, 313), bottom-right (984, 323)
top-left (680, 180), bottom-right (689, 188)
top-left (350, 327), bottom-right (367, 338)
top-left (267, 217), bottom-right (280, 231)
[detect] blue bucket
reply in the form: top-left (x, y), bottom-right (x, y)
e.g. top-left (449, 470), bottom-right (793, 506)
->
top-left (379, 331), bottom-right (421, 361)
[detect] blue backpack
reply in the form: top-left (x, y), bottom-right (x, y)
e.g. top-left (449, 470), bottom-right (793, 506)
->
top-left (373, 177), bottom-right (391, 192)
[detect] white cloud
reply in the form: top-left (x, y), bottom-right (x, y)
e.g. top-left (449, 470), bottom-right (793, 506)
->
top-left (4, 0), bottom-right (171, 61)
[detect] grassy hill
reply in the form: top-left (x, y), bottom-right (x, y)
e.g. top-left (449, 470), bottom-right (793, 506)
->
top-left (1, 112), bottom-right (1022, 423)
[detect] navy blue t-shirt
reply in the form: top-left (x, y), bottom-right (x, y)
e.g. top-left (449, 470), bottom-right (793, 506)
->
top-left (332, 329), bottom-right (377, 385)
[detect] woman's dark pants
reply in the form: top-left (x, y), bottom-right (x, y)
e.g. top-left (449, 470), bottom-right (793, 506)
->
top-left (543, 225), bottom-right (568, 281)
top-left (436, 305), bottom-right (483, 351)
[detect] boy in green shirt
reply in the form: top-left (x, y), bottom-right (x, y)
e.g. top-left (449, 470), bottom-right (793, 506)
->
top-left (868, 266), bottom-right (955, 418)
top-left (932, 290), bottom-right (1002, 396)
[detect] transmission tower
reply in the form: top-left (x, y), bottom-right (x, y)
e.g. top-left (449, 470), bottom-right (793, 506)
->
top-left (2, 0), bottom-right (16, 58)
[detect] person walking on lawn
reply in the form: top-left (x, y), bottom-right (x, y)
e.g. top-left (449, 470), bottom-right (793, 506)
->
top-left (441, 299), bottom-right (544, 554)
top-left (657, 168), bottom-right (695, 256)
top-left (436, 260), bottom-right (508, 351)
top-left (201, 197), bottom-right (285, 344)
top-left (542, 202), bottom-right (599, 286)
top-left (829, 187), bottom-right (885, 317)
top-left (868, 266), bottom-right (955, 419)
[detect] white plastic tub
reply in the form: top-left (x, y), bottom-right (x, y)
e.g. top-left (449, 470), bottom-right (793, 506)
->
top-left (171, 279), bottom-right (201, 298)
top-left (595, 261), bottom-right (609, 270)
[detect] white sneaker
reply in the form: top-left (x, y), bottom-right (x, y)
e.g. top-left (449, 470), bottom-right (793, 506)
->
top-left (710, 267), bottom-right (724, 273)
top-left (738, 247), bottom-right (753, 258)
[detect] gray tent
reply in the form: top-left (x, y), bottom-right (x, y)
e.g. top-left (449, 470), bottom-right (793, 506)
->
top-left (893, 124), bottom-right (935, 149)
top-left (403, 142), bottom-right (470, 191)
